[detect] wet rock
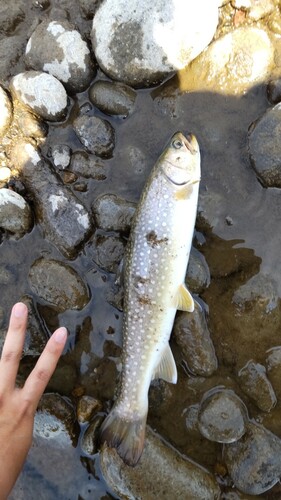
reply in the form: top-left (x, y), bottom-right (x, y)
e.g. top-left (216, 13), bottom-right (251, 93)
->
top-left (81, 415), bottom-right (104, 455)
top-left (223, 421), bottom-right (281, 495)
top-left (198, 388), bottom-right (248, 443)
top-left (238, 360), bottom-right (277, 412)
top-left (93, 234), bottom-right (126, 273)
top-left (186, 247), bottom-right (210, 294)
top-left (10, 71), bottom-right (68, 122)
top-left (0, 1), bottom-right (25, 34)
top-left (11, 141), bottom-right (92, 258)
top-left (100, 426), bottom-right (220, 499)
top-left (29, 257), bottom-right (90, 311)
top-left (91, 0), bottom-right (219, 87)
top-left (77, 395), bottom-right (102, 424)
top-left (232, 273), bottom-right (279, 313)
top-left (92, 194), bottom-right (136, 233)
top-left (70, 151), bottom-right (107, 179)
top-left (0, 35), bottom-right (25, 84)
top-left (47, 363), bottom-right (77, 396)
top-left (51, 144), bottom-right (71, 169)
top-left (16, 106), bottom-right (48, 140)
top-left (267, 78), bottom-right (281, 104)
top-left (266, 347), bottom-right (281, 398)
top-left (73, 114), bottom-right (115, 158)
top-left (0, 187), bottom-right (32, 237)
top-left (21, 295), bottom-right (49, 357)
top-left (89, 80), bottom-right (137, 117)
top-left (173, 301), bottom-right (218, 377)
top-left (25, 20), bottom-right (95, 93)
top-left (248, 103), bottom-right (281, 188)
top-left (0, 86), bottom-right (12, 136)
top-left (178, 27), bottom-right (274, 95)
top-left (0, 266), bottom-right (14, 285)
top-left (35, 393), bottom-right (76, 443)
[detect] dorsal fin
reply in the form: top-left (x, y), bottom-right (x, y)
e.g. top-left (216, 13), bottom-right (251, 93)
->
top-left (152, 344), bottom-right (177, 384)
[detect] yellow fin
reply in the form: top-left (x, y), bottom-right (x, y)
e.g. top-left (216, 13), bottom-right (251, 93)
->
top-left (152, 344), bottom-right (177, 384)
top-left (174, 185), bottom-right (193, 200)
top-left (175, 283), bottom-right (194, 312)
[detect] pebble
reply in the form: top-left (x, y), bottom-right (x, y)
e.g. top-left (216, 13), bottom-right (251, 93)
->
top-left (89, 80), bottom-right (137, 117)
top-left (186, 247), bottom-right (210, 294)
top-left (100, 426), bottom-right (221, 499)
top-left (0, 86), bottom-right (12, 136)
top-left (70, 151), bottom-right (107, 179)
top-left (29, 257), bottom-right (90, 311)
top-left (173, 301), bottom-right (218, 377)
top-left (73, 114), bottom-right (115, 158)
top-left (0, 187), bottom-right (32, 237)
top-left (25, 20), bottom-right (95, 93)
top-left (92, 193), bottom-right (136, 233)
top-left (178, 27), bottom-right (274, 95)
top-left (11, 141), bottom-right (92, 258)
top-left (232, 272), bottom-right (278, 313)
top-left (238, 360), bottom-right (277, 412)
top-left (76, 395), bottom-right (102, 424)
top-left (51, 144), bottom-right (71, 169)
top-left (93, 234), bottom-right (126, 273)
top-left (224, 421), bottom-right (281, 495)
top-left (248, 103), bottom-right (281, 188)
top-left (198, 388), bottom-right (248, 443)
top-left (10, 71), bottom-right (68, 122)
top-left (91, 0), bottom-right (219, 87)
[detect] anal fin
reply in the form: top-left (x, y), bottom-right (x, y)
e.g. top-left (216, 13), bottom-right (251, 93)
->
top-left (152, 344), bottom-right (177, 384)
top-left (175, 283), bottom-right (194, 312)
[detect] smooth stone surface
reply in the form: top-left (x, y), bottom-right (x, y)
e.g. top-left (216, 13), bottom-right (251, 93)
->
top-left (232, 273), bottom-right (279, 313)
top-left (51, 144), bottom-right (71, 169)
top-left (238, 360), bottom-right (277, 412)
top-left (224, 422), bottom-right (281, 495)
top-left (178, 27), bottom-right (274, 95)
top-left (0, 187), bottom-right (32, 236)
top-left (29, 257), bottom-right (90, 311)
top-left (25, 20), bottom-right (95, 93)
top-left (89, 80), bottom-right (136, 116)
top-left (248, 103), bottom-right (281, 188)
top-left (76, 395), bottom-right (102, 424)
top-left (198, 388), bottom-right (248, 443)
top-left (100, 427), bottom-right (221, 499)
top-left (186, 247), bottom-right (211, 294)
top-left (173, 301), bottom-right (218, 377)
top-left (10, 71), bottom-right (68, 121)
top-left (266, 346), bottom-right (281, 398)
top-left (91, 0), bottom-right (219, 87)
top-left (0, 86), bottom-right (12, 136)
top-left (81, 415), bottom-right (104, 455)
top-left (92, 234), bottom-right (126, 273)
top-left (92, 193), bottom-right (136, 233)
top-left (70, 151), bottom-right (107, 179)
top-left (0, 35), bottom-right (25, 85)
top-left (73, 114), bottom-right (115, 158)
top-left (11, 141), bottom-right (92, 258)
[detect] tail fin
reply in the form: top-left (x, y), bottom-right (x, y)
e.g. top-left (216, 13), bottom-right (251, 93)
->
top-left (99, 408), bottom-right (147, 467)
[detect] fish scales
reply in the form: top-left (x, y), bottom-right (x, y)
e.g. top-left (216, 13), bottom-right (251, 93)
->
top-left (100, 132), bottom-right (201, 466)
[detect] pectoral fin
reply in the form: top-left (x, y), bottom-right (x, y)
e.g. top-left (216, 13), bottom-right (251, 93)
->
top-left (175, 283), bottom-right (194, 312)
top-left (152, 344), bottom-right (177, 384)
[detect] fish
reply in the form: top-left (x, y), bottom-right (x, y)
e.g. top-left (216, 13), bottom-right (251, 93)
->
top-left (99, 131), bottom-right (201, 466)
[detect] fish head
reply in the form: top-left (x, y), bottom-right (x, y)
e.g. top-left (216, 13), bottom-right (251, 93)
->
top-left (161, 132), bottom-right (201, 186)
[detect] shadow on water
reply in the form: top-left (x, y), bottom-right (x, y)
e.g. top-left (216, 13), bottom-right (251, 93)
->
top-left (2, 70), bottom-right (281, 498)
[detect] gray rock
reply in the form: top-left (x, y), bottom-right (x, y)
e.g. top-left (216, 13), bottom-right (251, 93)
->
top-left (76, 395), bottom-right (102, 424)
top-left (198, 388), bottom-right (248, 443)
top-left (16, 106), bottom-right (48, 140)
top-left (10, 71), bottom-right (68, 122)
top-left (223, 421), bottom-right (281, 495)
top-left (0, 187), bottom-right (33, 237)
top-left (0, 86), bottom-right (12, 136)
top-left (0, 266), bottom-right (14, 285)
top-left (93, 234), bottom-right (126, 273)
top-left (238, 360), bottom-right (277, 413)
top-left (248, 103), bottom-right (281, 188)
top-left (92, 194), bottom-right (136, 233)
top-left (186, 247), bottom-right (210, 294)
top-left (89, 80), bottom-right (136, 117)
top-left (266, 347), bottom-right (281, 398)
top-left (173, 301), bottom-right (218, 377)
top-left (232, 273), bottom-right (278, 313)
top-left (51, 144), bottom-right (71, 169)
top-left (70, 151), bottom-right (107, 179)
top-left (91, 0), bottom-right (219, 87)
top-left (0, 35), bottom-right (25, 84)
top-left (29, 257), bottom-right (90, 311)
top-left (73, 114), bottom-right (115, 158)
top-left (100, 427), bottom-right (221, 499)
top-left (11, 141), bottom-right (92, 258)
top-left (25, 20), bottom-right (95, 93)
top-left (0, 1), bottom-right (25, 34)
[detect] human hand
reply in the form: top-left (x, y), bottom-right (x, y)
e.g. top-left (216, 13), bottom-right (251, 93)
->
top-left (0, 302), bottom-right (67, 499)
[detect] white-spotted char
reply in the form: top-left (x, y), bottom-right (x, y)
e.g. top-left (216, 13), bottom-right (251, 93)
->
top-left (100, 132), bottom-right (201, 466)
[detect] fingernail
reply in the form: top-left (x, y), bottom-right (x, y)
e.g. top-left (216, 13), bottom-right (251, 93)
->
top-left (54, 327), bottom-right (67, 344)
top-left (13, 302), bottom-right (27, 318)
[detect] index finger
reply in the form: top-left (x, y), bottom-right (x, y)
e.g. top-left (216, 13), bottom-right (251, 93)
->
top-left (22, 327), bottom-right (67, 411)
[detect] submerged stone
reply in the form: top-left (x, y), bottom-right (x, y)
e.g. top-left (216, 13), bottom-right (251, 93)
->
top-left (70, 151), bottom-right (107, 179)
top-left (238, 360), bottom-right (277, 413)
top-left (92, 193), bottom-right (136, 233)
top-left (186, 247), bottom-right (210, 294)
top-left (93, 234), bottom-right (126, 273)
top-left (0, 187), bottom-right (32, 237)
top-left (73, 114), bottom-right (115, 158)
top-left (89, 80), bottom-right (137, 117)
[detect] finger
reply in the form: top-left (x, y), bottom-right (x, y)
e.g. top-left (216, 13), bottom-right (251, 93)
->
top-left (0, 303), bottom-right (28, 392)
top-left (22, 327), bottom-right (67, 409)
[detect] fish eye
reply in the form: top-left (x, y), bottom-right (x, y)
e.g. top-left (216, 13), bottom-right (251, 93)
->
top-left (172, 139), bottom-right (183, 149)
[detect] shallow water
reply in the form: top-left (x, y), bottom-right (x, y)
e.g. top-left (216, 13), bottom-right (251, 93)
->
top-left (2, 1), bottom-right (281, 499)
